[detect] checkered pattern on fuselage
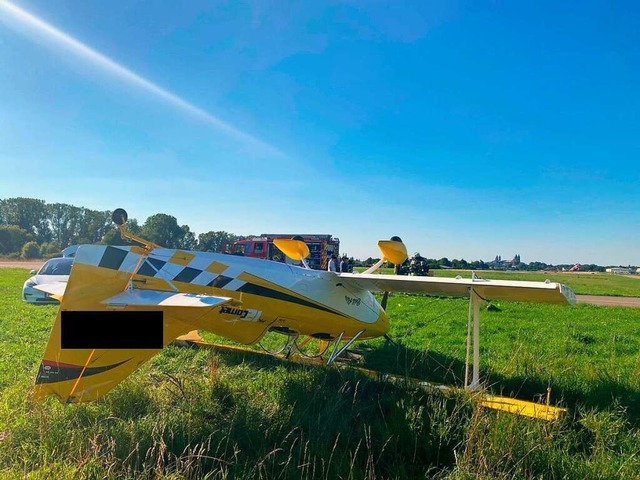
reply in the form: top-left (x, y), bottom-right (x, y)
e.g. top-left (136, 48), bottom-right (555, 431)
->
top-left (76, 245), bottom-right (248, 291)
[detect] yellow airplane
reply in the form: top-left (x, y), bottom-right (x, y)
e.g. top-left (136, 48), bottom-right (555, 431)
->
top-left (33, 209), bottom-right (575, 404)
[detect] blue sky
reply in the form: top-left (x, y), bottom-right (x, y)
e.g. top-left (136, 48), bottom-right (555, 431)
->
top-left (0, 0), bottom-right (638, 265)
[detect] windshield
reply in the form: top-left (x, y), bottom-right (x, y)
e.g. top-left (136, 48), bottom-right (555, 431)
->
top-left (38, 258), bottom-right (73, 276)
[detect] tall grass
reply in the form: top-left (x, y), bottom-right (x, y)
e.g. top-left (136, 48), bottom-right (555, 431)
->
top-left (1, 268), bottom-right (640, 478)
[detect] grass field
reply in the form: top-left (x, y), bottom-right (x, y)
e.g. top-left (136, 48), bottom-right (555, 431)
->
top-left (1, 268), bottom-right (640, 478)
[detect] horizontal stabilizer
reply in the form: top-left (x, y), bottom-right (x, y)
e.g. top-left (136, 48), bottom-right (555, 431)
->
top-left (338, 273), bottom-right (575, 305)
top-left (103, 289), bottom-right (233, 308)
top-left (33, 282), bottom-right (67, 301)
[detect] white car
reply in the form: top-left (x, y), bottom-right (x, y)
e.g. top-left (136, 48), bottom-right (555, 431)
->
top-left (22, 257), bottom-right (73, 304)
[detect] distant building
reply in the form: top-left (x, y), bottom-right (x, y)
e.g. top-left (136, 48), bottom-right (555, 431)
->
top-left (489, 255), bottom-right (507, 270)
top-left (606, 267), bottom-right (634, 275)
top-left (490, 254), bottom-right (520, 270)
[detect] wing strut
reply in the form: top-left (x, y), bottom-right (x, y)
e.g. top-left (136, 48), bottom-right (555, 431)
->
top-left (464, 289), bottom-right (483, 390)
top-left (326, 330), bottom-right (365, 365)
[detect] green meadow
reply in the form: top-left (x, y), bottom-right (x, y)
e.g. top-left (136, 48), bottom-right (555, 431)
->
top-left (1, 268), bottom-right (639, 479)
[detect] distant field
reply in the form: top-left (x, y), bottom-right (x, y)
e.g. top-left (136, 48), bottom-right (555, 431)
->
top-left (355, 267), bottom-right (640, 297)
top-left (1, 267), bottom-right (639, 479)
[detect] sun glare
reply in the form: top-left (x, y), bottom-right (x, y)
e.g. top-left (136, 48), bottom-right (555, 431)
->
top-left (0, 0), bottom-right (283, 157)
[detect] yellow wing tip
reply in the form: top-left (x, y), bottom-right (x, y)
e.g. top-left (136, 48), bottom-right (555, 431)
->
top-left (481, 395), bottom-right (567, 421)
top-left (378, 239), bottom-right (408, 265)
top-left (273, 238), bottom-right (310, 261)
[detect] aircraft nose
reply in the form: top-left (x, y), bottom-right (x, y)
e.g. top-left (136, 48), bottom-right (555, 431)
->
top-left (369, 309), bottom-right (390, 338)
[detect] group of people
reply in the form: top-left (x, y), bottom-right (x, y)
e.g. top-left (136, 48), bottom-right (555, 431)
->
top-left (327, 254), bottom-right (429, 275)
top-left (327, 254), bottom-right (350, 273)
top-left (395, 255), bottom-right (430, 276)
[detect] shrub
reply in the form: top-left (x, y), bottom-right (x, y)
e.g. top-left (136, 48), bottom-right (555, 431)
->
top-left (21, 241), bottom-right (40, 259)
top-left (0, 225), bottom-right (33, 254)
top-left (39, 241), bottom-right (61, 257)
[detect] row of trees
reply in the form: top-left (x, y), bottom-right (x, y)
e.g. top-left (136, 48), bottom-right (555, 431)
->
top-left (0, 198), bottom-right (236, 258)
top-left (0, 197), bottom-right (613, 271)
top-left (0, 198), bottom-right (114, 255)
top-left (355, 256), bottom-right (606, 272)
top-left (423, 257), bottom-right (606, 272)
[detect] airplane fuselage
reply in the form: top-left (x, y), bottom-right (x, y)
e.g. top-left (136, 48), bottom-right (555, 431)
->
top-left (69, 245), bottom-right (389, 344)
top-left (33, 214), bottom-right (574, 404)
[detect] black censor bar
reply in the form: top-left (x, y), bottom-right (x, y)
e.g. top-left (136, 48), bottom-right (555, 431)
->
top-left (61, 311), bottom-right (164, 349)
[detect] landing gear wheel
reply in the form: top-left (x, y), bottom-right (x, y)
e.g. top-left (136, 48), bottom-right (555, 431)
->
top-left (258, 330), bottom-right (296, 356)
top-left (294, 336), bottom-right (331, 358)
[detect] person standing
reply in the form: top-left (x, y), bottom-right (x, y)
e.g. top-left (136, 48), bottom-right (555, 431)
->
top-left (328, 254), bottom-right (338, 272)
top-left (340, 256), bottom-right (349, 273)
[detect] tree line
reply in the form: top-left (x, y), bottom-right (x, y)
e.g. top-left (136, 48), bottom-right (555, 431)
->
top-left (0, 197), bottom-right (612, 271)
top-left (0, 198), bottom-right (236, 259)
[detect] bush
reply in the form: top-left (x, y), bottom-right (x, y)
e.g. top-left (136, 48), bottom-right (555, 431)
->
top-left (21, 241), bottom-right (40, 259)
top-left (39, 242), bottom-right (61, 257)
top-left (0, 225), bottom-right (33, 255)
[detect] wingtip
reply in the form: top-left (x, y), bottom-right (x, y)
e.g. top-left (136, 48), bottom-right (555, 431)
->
top-left (560, 284), bottom-right (577, 305)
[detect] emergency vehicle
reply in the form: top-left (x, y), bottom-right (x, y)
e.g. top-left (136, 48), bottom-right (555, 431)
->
top-left (231, 234), bottom-right (339, 270)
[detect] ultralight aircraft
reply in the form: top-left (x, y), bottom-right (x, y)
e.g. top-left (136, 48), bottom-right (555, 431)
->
top-left (32, 209), bottom-right (575, 404)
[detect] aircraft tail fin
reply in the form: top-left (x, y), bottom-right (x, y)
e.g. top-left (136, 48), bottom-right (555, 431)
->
top-left (32, 244), bottom-right (237, 403)
top-left (32, 309), bottom-right (166, 403)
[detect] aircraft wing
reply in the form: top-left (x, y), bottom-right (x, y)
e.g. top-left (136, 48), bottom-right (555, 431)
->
top-left (337, 273), bottom-right (575, 305)
top-left (33, 282), bottom-right (67, 302)
top-left (103, 289), bottom-right (233, 307)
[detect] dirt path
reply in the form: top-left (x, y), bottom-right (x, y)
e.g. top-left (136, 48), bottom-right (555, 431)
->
top-left (575, 295), bottom-right (640, 308)
top-left (0, 260), bottom-right (44, 270)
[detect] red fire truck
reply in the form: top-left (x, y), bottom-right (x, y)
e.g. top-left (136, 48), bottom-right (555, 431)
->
top-left (231, 234), bottom-right (339, 270)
